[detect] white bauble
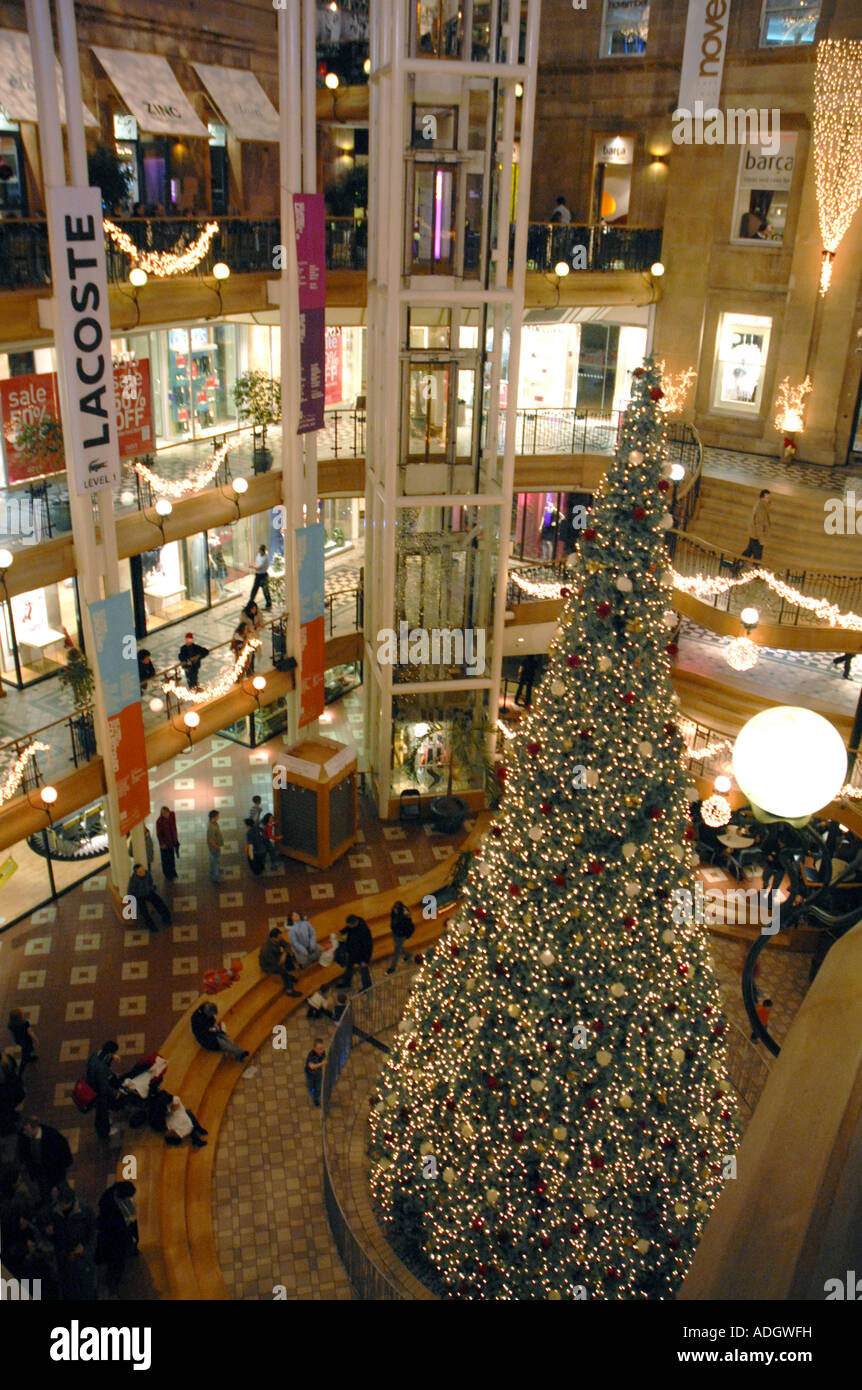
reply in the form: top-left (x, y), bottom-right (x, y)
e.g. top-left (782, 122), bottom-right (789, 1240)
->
top-left (622, 842), bottom-right (637, 861)
top-left (507, 1003), bottom-right (521, 1018)
top-left (615, 575), bottom-right (633, 593)
top-left (637, 741), bottom-right (653, 758)
top-left (530, 1077), bottom-right (545, 1093)
top-left (661, 929), bottom-right (675, 944)
top-left (398, 1018), bottom-right (412, 1033)
top-left (661, 570), bottom-right (674, 587)
top-left (596, 1049), bottom-right (612, 1066)
top-left (669, 843), bottom-right (684, 861)
top-left (485, 1188), bottom-right (500, 1206)
top-left (624, 881), bottom-right (640, 897)
top-left (693, 1112), bottom-right (708, 1127)
top-left (597, 655), bottom-right (612, 672)
top-left (695, 1199), bottom-right (709, 1213)
top-left (553, 1125), bottom-right (567, 1141)
top-left (540, 948), bottom-right (555, 966)
top-left (457, 920), bottom-right (471, 935)
top-left (659, 512), bottom-right (674, 530)
top-left (583, 1203), bottom-right (599, 1218)
top-left (550, 679), bottom-right (566, 697)
top-left (420, 1140), bottom-right (434, 1155)
top-left (610, 983), bottom-right (626, 998)
top-left (674, 1202), bottom-right (687, 1218)
top-left (468, 1014), bottom-right (482, 1031)
top-left (629, 450), bottom-right (644, 464)
top-left (442, 1167), bottom-right (456, 1185)
top-left (684, 785), bottom-right (699, 801)
top-left (618, 1093), bottom-right (633, 1109)
top-left (671, 1048), bottom-right (685, 1064)
top-left (662, 609), bottom-right (678, 627)
top-left (461, 1121), bottom-right (474, 1139)
top-left (636, 1239), bottom-right (650, 1254)
top-left (528, 825), bottom-right (543, 842)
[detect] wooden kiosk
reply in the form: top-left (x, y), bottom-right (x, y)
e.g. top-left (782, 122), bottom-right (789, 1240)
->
top-left (273, 737), bottom-right (358, 869)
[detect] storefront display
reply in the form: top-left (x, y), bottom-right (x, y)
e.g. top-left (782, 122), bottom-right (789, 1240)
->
top-left (0, 578), bottom-right (81, 688)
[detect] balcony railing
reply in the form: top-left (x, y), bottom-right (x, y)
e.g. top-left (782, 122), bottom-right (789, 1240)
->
top-left (518, 222), bottom-right (663, 274)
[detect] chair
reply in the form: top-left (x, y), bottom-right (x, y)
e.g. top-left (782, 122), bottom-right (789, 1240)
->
top-left (399, 789), bottom-right (421, 822)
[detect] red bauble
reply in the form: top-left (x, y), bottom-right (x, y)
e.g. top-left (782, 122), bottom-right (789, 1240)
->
top-left (540, 801), bottom-right (552, 814)
top-left (650, 386), bottom-right (664, 401)
top-left (560, 586), bottom-right (571, 598)
top-left (540, 1235), bottom-right (552, 1250)
top-left (553, 873), bottom-right (566, 887)
top-left (451, 945), bottom-right (460, 956)
top-left (632, 507), bottom-right (646, 520)
top-left (622, 692), bottom-right (636, 704)
top-left (571, 1222), bottom-right (582, 1234)
top-left (588, 860), bottom-right (604, 874)
top-left (446, 1099), bottom-right (457, 1110)
top-left (567, 654), bottom-right (581, 668)
top-left (596, 601), bottom-right (611, 617)
top-left (677, 964), bottom-right (688, 978)
top-left (586, 1098), bottom-right (599, 1112)
top-left (545, 1040), bottom-right (556, 1053)
top-left (484, 1074), bottom-right (498, 1089)
top-left (658, 479), bottom-right (670, 492)
top-left (580, 728), bottom-right (593, 739)
top-left (472, 1217), bottom-right (484, 1230)
top-left (647, 807), bottom-right (662, 821)
top-left (432, 1020), bottom-right (442, 1032)
top-left (684, 827), bottom-right (695, 841)
top-left (590, 1154), bottom-right (605, 1169)
top-left (474, 908), bottom-right (487, 920)
top-left (665, 642), bottom-right (679, 656)
top-left (527, 741), bottom-right (541, 755)
top-left (492, 825), bottom-right (503, 838)
top-left (508, 883), bottom-right (521, 897)
top-left (605, 1268), bottom-right (619, 1280)
top-left (669, 1239), bottom-right (680, 1251)
top-left (496, 765), bottom-right (507, 782)
top-left (434, 969), bottom-right (442, 978)
top-left (583, 527), bottom-right (597, 541)
top-left (513, 1128), bottom-right (525, 1143)
top-left (536, 1180), bottom-right (547, 1195)
top-left (623, 915), bottom-right (637, 927)
top-left (664, 721), bottom-right (678, 735)
top-left (633, 367), bottom-right (645, 378)
top-left (407, 1040), bottom-right (416, 1051)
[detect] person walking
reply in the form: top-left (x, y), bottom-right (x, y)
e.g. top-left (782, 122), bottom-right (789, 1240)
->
top-left (386, 900), bottom-right (415, 973)
top-left (337, 913), bottom-right (374, 991)
top-left (190, 1001), bottom-right (249, 1061)
top-left (741, 489), bottom-right (771, 561)
top-left (259, 927), bottom-right (301, 995)
top-left (85, 1040), bottom-right (121, 1142)
top-left (126, 862), bottom-right (172, 932)
top-left (304, 1038), bottom-right (326, 1107)
top-left (832, 652), bottom-right (855, 680)
top-left (52, 1184), bottom-right (97, 1301)
top-left (244, 817), bottom-right (267, 875)
top-left (17, 1117), bottom-right (73, 1199)
top-left (249, 544), bottom-right (272, 609)
top-left (94, 1181), bottom-right (139, 1297)
top-left (7, 1008), bottom-right (38, 1075)
top-left (155, 805), bottom-right (179, 881)
top-left (261, 812), bottom-right (280, 869)
top-left (514, 652), bottom-right (541, 708)
top-left (207, 809), bottom-right (223, 883)
top-left (178, 632), bottom-right (209, 689)
top-left (288, 909), bottom-right (321, 969)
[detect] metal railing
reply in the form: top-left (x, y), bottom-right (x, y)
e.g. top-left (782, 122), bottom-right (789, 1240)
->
top-left (725, 1020), bottom-right (772, 1125)
top-left (322, 972), bottom-right (417, 1301)
top-left (518, 222), bottom-right (663, 274)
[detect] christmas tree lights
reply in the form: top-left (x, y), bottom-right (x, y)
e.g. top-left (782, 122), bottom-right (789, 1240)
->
top-left (367, 361), bottom-right (737, 1299)
top-left (813, 40), bottom-right (862, 294)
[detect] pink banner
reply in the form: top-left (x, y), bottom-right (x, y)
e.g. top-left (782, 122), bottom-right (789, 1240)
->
top-left (293, 193), bottom-right (327, 434)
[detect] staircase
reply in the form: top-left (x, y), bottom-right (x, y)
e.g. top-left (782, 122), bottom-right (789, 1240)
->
top-left (691, 478), bottom-right (862, 575)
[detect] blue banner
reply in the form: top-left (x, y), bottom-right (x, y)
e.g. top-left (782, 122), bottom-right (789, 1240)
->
top-left (296, 522), bottom-right (325, 625)
top-left (88, 592), bottom-right (140, 717)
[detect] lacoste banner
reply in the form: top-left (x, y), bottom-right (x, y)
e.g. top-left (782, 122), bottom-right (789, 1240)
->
top-left (677, 0), bottom-right (731, 116)
top-left (45, 186), bottom-right (121, 495)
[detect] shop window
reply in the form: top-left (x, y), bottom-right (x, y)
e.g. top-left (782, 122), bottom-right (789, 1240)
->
top-left (601, 0), bottom-right (649, 57)
top-left (139, 537), bottom-right (210, 633)
top-left (0, 125), bottom-right (26, 216)
top-left (412, 105), bottom-right (458, 150)
top-left (760, 0), bottom-right (820, 46)
top-left (712, 313), bottom-right (772, 415)
top-left (731, 133), bottom-right (797, 245)
top-left (166, 324), bottom-right (238, 442)
top-left (411, 165), bottom-right (457, 274)
top-left (414, 0), bottom-right (463, 58)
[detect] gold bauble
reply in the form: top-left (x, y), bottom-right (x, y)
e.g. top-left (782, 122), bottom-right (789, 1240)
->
top-left (572, 832), bottom-right (583, 845)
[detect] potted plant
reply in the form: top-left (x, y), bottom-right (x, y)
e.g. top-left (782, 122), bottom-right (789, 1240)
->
top-left (403, 711), bottom-right (498, 833)
top-left (58, 646), bottom-right (94, 708)
top-left (232, 370), bottom-right (281, 472)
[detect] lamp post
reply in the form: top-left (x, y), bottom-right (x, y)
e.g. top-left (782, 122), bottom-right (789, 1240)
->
top-left (148, 497), bottom-right (173, 545)
top-left (175, 708), bottom-right (200, 752)
top-left (38, 783), bottom-right (58, 897)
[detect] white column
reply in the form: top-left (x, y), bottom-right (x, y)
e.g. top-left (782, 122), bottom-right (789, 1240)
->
top-left (26, 0), bottom-right (132, 889)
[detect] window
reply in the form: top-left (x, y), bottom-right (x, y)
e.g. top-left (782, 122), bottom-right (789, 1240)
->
top-left (601, 1), bottom-right (649, 57)
top-left (760, 0), bottom-right (820, 47)
top-left (731, 133), bottom-right (797, 246)
top-left (712, 313), bottom-right (772, 415)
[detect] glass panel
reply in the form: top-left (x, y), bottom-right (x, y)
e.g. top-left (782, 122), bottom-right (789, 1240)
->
top-left (392, 503), bottom-right (499, 681)
top-left (0, 581), bottom-right (79, 688)
top-left (141, 537), bottom-right (210, 634)
top-left (601, 0), bottom-right (650, 56)
top-left (406, 364), bottom-right (450, 458)
top-left (0, 135), bottom-right (26, 215)
top-left (713, 313), bottom-right (772, 413)
top-left (408, 307), bottom-right (451, 350)
top-left (412, 106), bottom-right (458, 150)
top-left (760, 0), bottom-right (820, 46)
top-left (414, 0), bottom-right (463, 58)
top-left (411, 166), bottom-right (456, 274)
top-left (167, 327), bottom-right (192, 440)
top-left (189, 324), bottom-right (237, 438)
top-left (391, 689), bottom-right (491, 796)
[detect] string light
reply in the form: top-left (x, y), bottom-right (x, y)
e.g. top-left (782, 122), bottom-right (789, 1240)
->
top-left (103, 219), bottom-right (221, 278)
top-left (656, 361), bottom-right (697, 416)
top-left (813, 39), bottom-right (862, 294)
top-left (161, 637), bottom-right (261, 705)
top-left (0, 741), bottom-right (50, 804)
top-left (725, 637), bottom-right (759, 672)
top-left (134, 441), bottom-right (230, 499)
top-left (683, 737), bottom-right (734, 763)
top-left (773, 376), bottom-right (812, 433)
top-left (701, 795), bottom-right (732, 829)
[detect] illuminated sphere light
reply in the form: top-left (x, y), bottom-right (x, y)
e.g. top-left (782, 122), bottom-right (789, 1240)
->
top-left (363, 57), bottom-right (371, 74)
top-left (650, 261), bottom-right (665, 277)
top-left (129, 266), bottom-right (148, 288)
top-left (212, 261), bottom-right (230, 281)
top-left (183, 710), bottom-right (201, 730)
top-left (713, 774), bottom-right (732, 794)
top-left (670, 463), bottom-right (685, 482)
top-left (325, 72), bottom-right (340, 90)
top-left (252, 675), bottom-right (267, 692)
top-left (732, 706), bottom-right (847, 820)
top-left (701, 794), bottom-right (731, 829)
top-left (232, 477), bottom-right (249, 494)
top-left (119, 490), bottom-right (135, 507)
top-left (554, 261), bottom-right (570, 278)
top-left (155, 498), bottom-right (173, 517)
top-left (515, 82), bottom-right (524, 97)
top-left (740, 606), bottom-right (759, 627)
top-left (725, 636), bottom-right (758, 672)
top-left (149, 697), bottom-right (165, 713)
top-left (40, 785), bottom-right (58, 805)
top-left (0, 548), bottom-right (13, 569)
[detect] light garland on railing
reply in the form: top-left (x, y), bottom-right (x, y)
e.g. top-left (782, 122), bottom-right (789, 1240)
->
top-left (134, 442), bottom-right (230, 499)
top-left (103, 219), bottom-right (221, 278)
top-left (672, 566), bottom-right (862, 631)
top-left (161, 638), bottom-right (262, 705)
top-left (683, 736), bottom-right (734, 763)
top-left (774, 375), bottom-right (812, 434)
top-left (656, 360), bottom-right (697, 416)
top-left (813, 39), bottom-right (862, 294)
top-left (509, 571), bottom-right (567, 600)
top-left (0, 741), bottom-right (50, 804)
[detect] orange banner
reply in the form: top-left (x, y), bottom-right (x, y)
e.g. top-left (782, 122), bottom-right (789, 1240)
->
top-left (299, 614), bottom-right (325, 728)
top-left (108, 704), bottom-right (150, 836)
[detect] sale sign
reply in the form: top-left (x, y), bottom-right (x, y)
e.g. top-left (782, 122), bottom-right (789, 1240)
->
top-left (0, 361), bottom-right (153, 482)
top-left (324, 327), bottom-right (343, 407)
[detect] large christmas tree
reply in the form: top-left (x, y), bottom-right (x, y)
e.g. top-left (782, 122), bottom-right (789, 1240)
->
top-left (368, 360), bottom-right (738, 1299)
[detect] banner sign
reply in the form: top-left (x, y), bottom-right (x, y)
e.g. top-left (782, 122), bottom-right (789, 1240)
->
top-left (324, 327), bottom-right (343, 407)
top-left (88, 592), bottom-right (150, 834)
top-left (677, 0), bottom-right (730, 116)
top-left (296, 522), bottom-right (325, 728)
top-left (293, 193), bottom-right (326, 434)
top-left (0, 361), bottom-right (152, 482)
top-left (45, 186), bottom-right (121, 495)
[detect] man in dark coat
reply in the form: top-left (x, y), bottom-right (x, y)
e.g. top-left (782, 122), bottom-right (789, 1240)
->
top-left (190, 1002), bottom-right (248, 1062)
top-left (52, 1184), bottom-right (97, 1300)
top-left (85, 1040), bottom-right (121, 1142)
top-left (126, 862), bottom-right (172, 932)
top-left (259, 928), bottom-right (300, 995)
top-left (94, 1181), bottom-right (138, 1296)
top-left (17, 1117), bottom-right (72, 1197)
top-left (178, 632), bottom-right (209, 689)
top-left (338, 913), bottom-right (373, 991)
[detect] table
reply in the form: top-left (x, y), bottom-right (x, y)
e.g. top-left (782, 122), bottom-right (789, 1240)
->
top-left (718, 831), bottom-right (755, 850)
top-left (144, 580), bottom-right (187, 614)
top-left (17, 625), bottom-right (65, 669)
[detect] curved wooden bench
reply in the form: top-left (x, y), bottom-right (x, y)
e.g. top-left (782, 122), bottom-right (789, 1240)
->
top-left (126, 818), bottom-right (490, 1301)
